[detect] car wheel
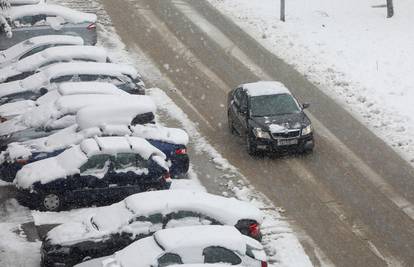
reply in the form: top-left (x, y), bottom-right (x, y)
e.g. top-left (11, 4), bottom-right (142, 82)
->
top-left (40, 193), bottom-right (62, 211)
top-left (246, 134), bottom-right (257, 155)
top-left (227, 111), bottom-right (236, 135)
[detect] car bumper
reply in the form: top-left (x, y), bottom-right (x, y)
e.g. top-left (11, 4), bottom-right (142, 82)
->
top-left (255, 134), bottom-right (314, 153)
top-left (169, 155), bottom-right (190, 177)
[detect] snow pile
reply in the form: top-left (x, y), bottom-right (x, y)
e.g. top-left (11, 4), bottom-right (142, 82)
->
top-left (58, 82), bottom-right (128, 96)
top-left (207, 0), bottom-right (414, 163)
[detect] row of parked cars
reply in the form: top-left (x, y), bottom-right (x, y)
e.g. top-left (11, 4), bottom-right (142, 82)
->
top-left (0, 1), bottom-right (269, 267)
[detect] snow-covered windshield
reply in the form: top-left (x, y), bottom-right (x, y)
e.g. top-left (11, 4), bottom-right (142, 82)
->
top-left (250, 94), bottom-right (300, 117)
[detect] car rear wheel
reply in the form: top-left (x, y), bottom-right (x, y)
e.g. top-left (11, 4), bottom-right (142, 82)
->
top-left (40, 193), bottom-right (62, 211)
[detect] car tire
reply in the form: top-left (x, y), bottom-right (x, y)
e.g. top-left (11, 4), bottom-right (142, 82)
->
top-left (227, 111), bottom-right (236, 135)
top-left (246, 134), bottom-right (257, 155)
top-left (40, 193), bottom-right (63, 211)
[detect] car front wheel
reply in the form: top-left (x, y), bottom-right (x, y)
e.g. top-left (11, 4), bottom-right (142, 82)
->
top-left (40, 193), bottom-right (63, 211)
top-left (246, 134), bottom-right (257, 155)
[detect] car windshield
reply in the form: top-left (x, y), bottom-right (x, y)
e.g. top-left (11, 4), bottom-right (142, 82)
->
top-left (250, 93), bottom-right (301, 117)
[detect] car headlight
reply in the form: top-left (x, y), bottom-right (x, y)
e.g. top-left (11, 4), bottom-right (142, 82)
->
top-left (253, 128), bottom-right (271, 139)
top-left (302, 125), bottom-right (313, 135)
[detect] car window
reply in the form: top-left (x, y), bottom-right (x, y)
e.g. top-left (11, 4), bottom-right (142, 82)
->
top-left (79, 74), bottom-right (99, 82)
top-left (19, 45), bottom-right (50, 60)
top-left (80, 154), bottom-right (111, 173)
top-left (233, 88), bottom-right (242, 107)
top-left (50, 75), bottom-right (74, 83)
top-left (132, 213), bottom-right (163, 224)
top-left (250, 93), bottom-right (301, 117)
top-left (38, 60), bottom-right (65, 69)
top-left (113, 153), bottom-right (137, 169)
top-left (157, 253), bottom-right (183, 267)
top-left (240, 91), bottom-right (248, 111)
top-left (203, 246), bottom-right (242, 265)
top-left (13, 14), bottom-right (47, 27)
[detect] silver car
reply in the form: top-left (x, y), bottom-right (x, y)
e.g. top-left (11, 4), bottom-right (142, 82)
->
top-left (0, 35), bottom-right (84, 67)
top-left (0, 4), bottom-right (97, 50)
top-left (0, 45), bottom-right (110, 82)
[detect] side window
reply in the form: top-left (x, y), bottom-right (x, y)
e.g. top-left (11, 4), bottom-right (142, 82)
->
top-left (80, 154), bottom-right (111, 173)
top-left (19, 45), bottom-right (49, 60)
top-left (233, 88), bottom-right (242, 107)
top-left (79, 74), bottom-right (98, 81)
top-left (113, 153), bottom-right (137, 169)
top-left (132, 213), bottom-right (163, 224)
top-left (203, 246), bottom-right (242, 265)
top-left (38, 60), bottom-right (64, 69)
top-left (157, 253), bottom-right (183, 267)
top-left (240, 91), bottom-right (248, 111)
top-left (50, 75), bottom-right (74, 83)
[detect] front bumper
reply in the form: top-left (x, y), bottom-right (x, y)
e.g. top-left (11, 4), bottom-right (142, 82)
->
top-left (254, 134), bottom-right (314, 153)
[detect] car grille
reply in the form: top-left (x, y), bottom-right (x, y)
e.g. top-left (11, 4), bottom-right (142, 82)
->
top-left (271, 130), bottom-right (301, 139)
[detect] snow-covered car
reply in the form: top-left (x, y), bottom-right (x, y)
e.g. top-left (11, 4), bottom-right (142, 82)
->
top-left (0, 35), bottom-right (83, 67)
top-left (227, 81), bottom-right (314, 155)
top-left (0, 4), bottom-right (97, 50)
top-left (0, 94), bottom-right (154, 148)
top-left (41, 190), bottom-right (263, 267)
top-left (0, 82), bottom-right (128, 120)
top-left (0, 96), bottom-right (189, 181)
top-left (15, 136), bottom-right (171, 211)
top-left (0, 45), bottom-right (110, 83)
top-left (74, 225), bottom-right (267, 267)
top-left (9, 0), bottom-right (45, 6)
top-left (0, 61), bottom-right (145, 104)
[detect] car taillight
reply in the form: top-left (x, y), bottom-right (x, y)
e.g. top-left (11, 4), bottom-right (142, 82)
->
top-left (163, 172), bottom-right (171, 180)
top-left (261, 261), bottom-right (268, 267)
top-left (16, 159), bottom-right (28, 165)
top-left (249, 223), bottom-right (260, 238)
top-left (87, 23), bottom-right (96, 30)
top-left (175, 148), bottom-right (187, 155)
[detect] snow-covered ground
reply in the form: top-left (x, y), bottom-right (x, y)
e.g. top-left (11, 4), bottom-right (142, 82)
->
top-left (0, 0), bottom-right (314, 267)
top-left (207, 0), bottom-right (414, 164)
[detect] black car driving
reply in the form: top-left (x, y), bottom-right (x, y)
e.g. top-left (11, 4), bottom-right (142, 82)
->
top-left (227, 81), bottom-right (314, 155)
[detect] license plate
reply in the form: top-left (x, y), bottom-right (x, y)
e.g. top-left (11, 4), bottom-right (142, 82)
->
top-left (277, 139), bottom-right (298, 146)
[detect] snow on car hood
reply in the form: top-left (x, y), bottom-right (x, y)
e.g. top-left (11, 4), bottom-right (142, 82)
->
top-left (0, 100), bottom-right (36, 119)
top-left (252, 113), bottom-right (307, 132)
top-left (9, 4), bottom-right (97, 23)
top-left (46, 220), bottom-right (104, 246)
top-left (15, 146), bottom-right (88, 189)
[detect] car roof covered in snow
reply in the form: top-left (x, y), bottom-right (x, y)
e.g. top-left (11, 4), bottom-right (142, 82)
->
top-left (242, 81), bottom-right (291, 97)
top-left (42, 62), bottom-right (138, 80)
top-left (15, 136), bottom-right (166, 189)
top-left (76, 95), bottom-right (156, 130)
top-left (0, 46), bottom-right (108, 82)
top-left (58, 82), bottom-right (128, 96)
top-left (10, 0), bottom-right (43, 5)
top-left (80, 136), bottom-right (165, 160)
top-left (91, 190), bottom-right (263, 232)
top-left (0, 35), bottom-right (84, 66)
top-left (8, 4), bottom-right (97, 23)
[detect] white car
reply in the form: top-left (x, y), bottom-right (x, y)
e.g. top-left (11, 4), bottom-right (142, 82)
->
top-left (0, 35), bottom-right (84, 67)
top-left (0, 94), bottom-right (154, 145)
top-left (0, 4), bottom-right (97, 50)
top-left (75, 225), bottom-right (267, 267)
top-left (0, 82), bottom-right (128, 120)
top-left (0, 62), bottom-right (144, 103)
top-left (0, 45), bottom-right (110, 82)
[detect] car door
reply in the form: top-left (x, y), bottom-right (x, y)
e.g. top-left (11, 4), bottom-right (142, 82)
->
top-left (78, 154), bottom-right (112, 189)
top-left (11, 15), bottom-right (52, 45)
top-left (110, 153), bottom-right (144, 186)
top-left (234, 90), bottom-right (249, 135)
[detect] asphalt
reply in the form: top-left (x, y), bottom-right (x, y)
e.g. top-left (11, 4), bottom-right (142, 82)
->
top-left (98, 0), bottom-right (414, 266)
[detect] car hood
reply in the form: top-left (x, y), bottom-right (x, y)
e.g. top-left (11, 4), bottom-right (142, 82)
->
top-left (46, 220), bottom-right (103, 246)
top-left (251, 112), bottom-right (310, 132)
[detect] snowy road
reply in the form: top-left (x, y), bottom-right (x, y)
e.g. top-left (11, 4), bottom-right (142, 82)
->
top-left (97, 0), bottom-right (414, 266)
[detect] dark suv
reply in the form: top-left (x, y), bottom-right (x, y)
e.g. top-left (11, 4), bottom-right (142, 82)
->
top-left (227, 81), bottom-right (314, 155)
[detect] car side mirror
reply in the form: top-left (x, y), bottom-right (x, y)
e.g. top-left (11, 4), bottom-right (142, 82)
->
top-left (302, 103), bottom-right (310, 109)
